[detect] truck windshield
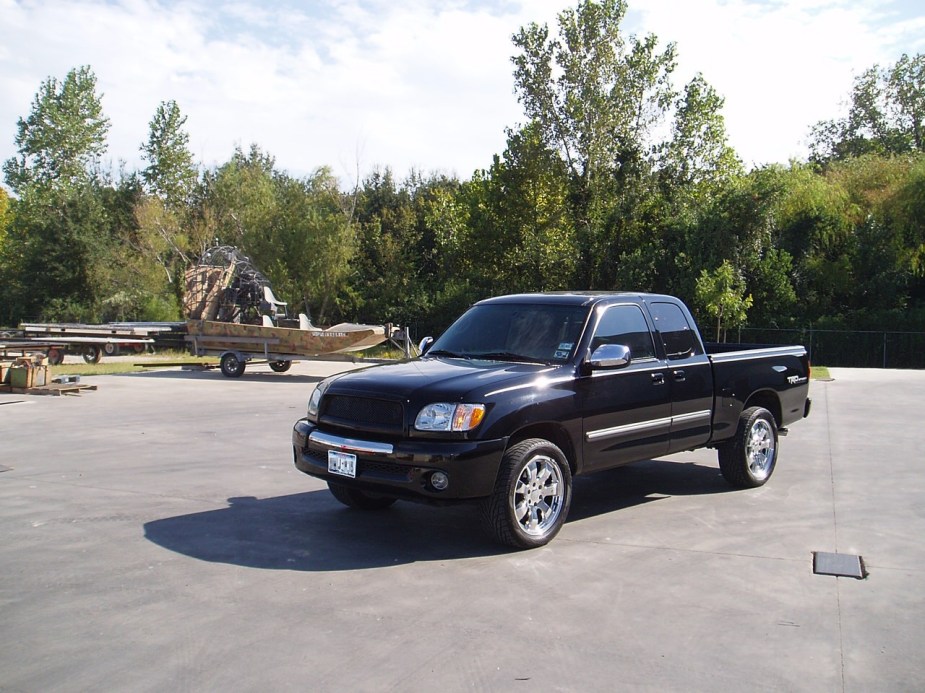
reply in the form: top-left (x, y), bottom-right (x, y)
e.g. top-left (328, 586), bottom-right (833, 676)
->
top-left (428, 303), bottom-right (589, 363)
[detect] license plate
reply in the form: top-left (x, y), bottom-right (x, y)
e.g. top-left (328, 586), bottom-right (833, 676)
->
top-left (328, 450), bottom-right (357, 478)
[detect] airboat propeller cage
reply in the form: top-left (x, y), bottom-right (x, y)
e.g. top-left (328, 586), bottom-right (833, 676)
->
top-left (183, 245), bottom-right (284, 325)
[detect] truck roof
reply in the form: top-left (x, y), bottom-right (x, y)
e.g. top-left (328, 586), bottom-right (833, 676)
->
top-left (475, 291), bottom-right (679, 307)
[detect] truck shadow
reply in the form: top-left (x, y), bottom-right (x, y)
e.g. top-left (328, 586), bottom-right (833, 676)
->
top-left (143, 491), bottom-right (501, 571)
top-left (568, 459), bottom-right (729, 522)
top-left (143, 459), bottom-right (729, 570)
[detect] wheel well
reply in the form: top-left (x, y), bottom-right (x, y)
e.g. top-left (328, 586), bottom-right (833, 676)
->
top-left (743, 390), bottom-right (782, 427)
top-left (507, 424), bottom-right (578, 475)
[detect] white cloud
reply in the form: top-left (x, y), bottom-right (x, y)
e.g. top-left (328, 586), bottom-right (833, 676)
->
top-left (627, 0), bottom-right (925, 166)
top-left (0, 0), bottom-right (922, 188)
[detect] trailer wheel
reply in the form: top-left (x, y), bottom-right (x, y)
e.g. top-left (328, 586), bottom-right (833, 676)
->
top-left (103, 342), bottom-right (117, 356)
top-left (269, 360), bottom-right (292, 373)
top-left (718, 406), bottom-right (778, 488)
top-left (328, 482), bottom-right (397, 510)
top-left (47, 348), bottom-right (64, 365)
top-left (220, 352), bottom-right (246, 378)
top-left (82, 345), bottom-right (102, 364)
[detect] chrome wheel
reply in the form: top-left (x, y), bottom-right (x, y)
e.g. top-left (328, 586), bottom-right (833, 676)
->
top-left (718, 406), bottom-right (779, 488)
top-left (482, 438), bottom-right (572, 549)
top-left (513, 454), bottom-right (565, 537)
top-left (747, 419), bottom-right (775, 481)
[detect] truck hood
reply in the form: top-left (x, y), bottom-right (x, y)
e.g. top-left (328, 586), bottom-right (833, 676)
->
top-left (327, 356), bottom-right (560, 402)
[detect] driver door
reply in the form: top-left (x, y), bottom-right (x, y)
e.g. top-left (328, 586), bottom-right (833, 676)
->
top-left (579, 303), bottom-right (671, 472)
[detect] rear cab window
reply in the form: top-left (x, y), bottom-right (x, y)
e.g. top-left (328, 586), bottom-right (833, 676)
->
top-left (648, 301), bottom-right (703, 360)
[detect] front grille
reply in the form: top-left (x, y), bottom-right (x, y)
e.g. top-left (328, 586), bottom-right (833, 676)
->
top-left (321, 395), bottom-right (403, 432)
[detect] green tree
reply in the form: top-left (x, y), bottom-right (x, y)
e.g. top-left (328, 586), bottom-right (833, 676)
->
top-left (681, 166), bottom-right (801, 325)
top-left (0, 186), bottom-right (9, 251)
top-left (192, 148), bottom-right (358, 324)
top-left (886, 53), bottom-right (925, 152)
top-left (140, 100), bottom-right (198, 206)
top-left (95, 176), bottom-right (184, 322)
top-left (0, 66), bottom-right (115, 323)
top-left (695, 260), bottom-right (753, 341)
top-left (266, 167), bottom-right (357, 324)
top-left (2, 184), bottom-right (114, 322)
top-left (198, 144), bottom-right (277, 248)
top-left (131, 101), bottom-right (199, 304)
top-left (512, 0), bottom-right (677, 286)
top-left (810, 53), bottom-right (925, 163)
top-left (352, 170), bottom-right (438, 328)
top-left (826, 154), bottom-right (925, 319)
top-left (661, 74), bottom-right (741, 195)
top-left (3, 66), bottom-right (110, 195)
top-left (772, 163), bottom-right (855, 320)
top-left (465, 123), bottom-right (574, 296)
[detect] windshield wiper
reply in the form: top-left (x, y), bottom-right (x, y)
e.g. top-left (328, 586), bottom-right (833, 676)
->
top-left (468, 351), bottom-right (545, 364)
top-left (426, 349), bottom-right (468, 359)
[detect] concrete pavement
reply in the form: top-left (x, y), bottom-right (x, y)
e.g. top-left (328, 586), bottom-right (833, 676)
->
top-left (1, 364), bottom-right (922, 691)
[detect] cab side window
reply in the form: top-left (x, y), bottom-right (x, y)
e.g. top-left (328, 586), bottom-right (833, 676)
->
top-left (590, 305), bottom-right (657, 361)
top-left (649, 301), bottom-right (701, 360)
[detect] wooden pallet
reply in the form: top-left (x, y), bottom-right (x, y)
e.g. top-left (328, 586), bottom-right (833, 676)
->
top-left (5, 383), bottom-right (99, 396)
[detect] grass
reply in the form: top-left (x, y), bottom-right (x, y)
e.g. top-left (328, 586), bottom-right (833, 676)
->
top-left (47, 351), bottom-right (213, 378)
top-left (812, 365), bottom-right (831, 380)
top-left (44, 344), bottom-right (410, 378)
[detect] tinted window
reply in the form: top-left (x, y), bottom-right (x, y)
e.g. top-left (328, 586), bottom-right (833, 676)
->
top-left (430, 303), bottom-right (589, 362)
top-left (590, 304), bottom-right (656, 360)
top-left (649, 302), bottom-right (700, 359)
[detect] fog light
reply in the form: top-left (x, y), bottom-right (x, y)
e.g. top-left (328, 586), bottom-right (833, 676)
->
top-left (430, 471), bottom-right (449, 491)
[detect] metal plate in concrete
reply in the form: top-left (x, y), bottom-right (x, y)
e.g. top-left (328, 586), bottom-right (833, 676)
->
top-left (814, 551), bottom-right (867, 579)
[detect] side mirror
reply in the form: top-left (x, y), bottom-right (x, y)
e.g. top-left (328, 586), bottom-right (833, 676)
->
top-left (418, 336), bottom-right (434, 356)
top-left (588, 343), bottom-right (631, 370)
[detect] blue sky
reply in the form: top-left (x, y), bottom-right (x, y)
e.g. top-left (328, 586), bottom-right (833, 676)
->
top-left (1, 0), bottom-right (923, 187)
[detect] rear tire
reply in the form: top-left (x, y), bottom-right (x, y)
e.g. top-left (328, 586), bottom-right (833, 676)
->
top-left (328, 482), bottom-right (397, 510)
top-left (269, 360), bottom-right (291, 373)
top-left (718, 406), bottom-right (778, 488)
top-left (481, 438), bottom-right (571, 549)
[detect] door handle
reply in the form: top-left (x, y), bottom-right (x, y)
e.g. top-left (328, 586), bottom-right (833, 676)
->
top-left (651, 373), bottom-right (665, 385)
top-left (673, 370), bottom-right (686, 382)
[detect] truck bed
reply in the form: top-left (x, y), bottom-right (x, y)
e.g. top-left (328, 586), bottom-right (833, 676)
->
top-left (704, 341), bottom-right (811, 441)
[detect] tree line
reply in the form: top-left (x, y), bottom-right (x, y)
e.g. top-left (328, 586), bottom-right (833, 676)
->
top-left (1, 0), bottom-right (923, 340)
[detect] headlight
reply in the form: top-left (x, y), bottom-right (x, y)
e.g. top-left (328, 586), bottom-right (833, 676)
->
top-left (415, 402), bottom-right (486, 432)
top-left (307, 379), bottom-right (331, 420)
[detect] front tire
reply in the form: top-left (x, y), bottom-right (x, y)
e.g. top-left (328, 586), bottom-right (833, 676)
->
top-left (718, 406), bottom-right (778, 488)
top-left (327, 482), bottom-right (397, 510)
top-left (269, 360), bottom-right (291, 373)
top-left (481, 438), bottom-right (572, 549)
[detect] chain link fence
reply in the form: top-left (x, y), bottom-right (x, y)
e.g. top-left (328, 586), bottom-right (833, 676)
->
top-left (735, 327), bottom-right (925, 369)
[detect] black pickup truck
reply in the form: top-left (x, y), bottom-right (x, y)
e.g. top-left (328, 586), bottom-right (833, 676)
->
top-left (292, 292), bottom-right (811, 548)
